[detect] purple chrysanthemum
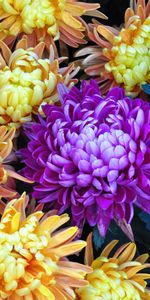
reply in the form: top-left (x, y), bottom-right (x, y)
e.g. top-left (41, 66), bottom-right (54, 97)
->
top-left (20, 80), bottom-right (150, 236)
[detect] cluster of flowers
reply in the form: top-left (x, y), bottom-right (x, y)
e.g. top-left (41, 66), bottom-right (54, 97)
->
top-left (0, 0), bottom-right (149, 299)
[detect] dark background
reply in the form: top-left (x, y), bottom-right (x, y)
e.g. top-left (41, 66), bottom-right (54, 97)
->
top-left (82, 0), bottom-right (130, 25)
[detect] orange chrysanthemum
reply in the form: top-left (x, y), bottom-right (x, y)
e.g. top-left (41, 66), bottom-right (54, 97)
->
top-left (0, 0), bottom-right (107, 49)
top-left (0, 193), bottom-right (91, 299)
top-left (0, 38), bottom-right (78, 127)
top-left (76, 234), bottom-right (150, 300)
top-left (0, 126), bottom-right (31, 206)
top-left (77, 0), bottom-right (150, 96)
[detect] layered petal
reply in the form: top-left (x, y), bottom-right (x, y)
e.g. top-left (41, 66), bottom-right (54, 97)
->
top-left (77, 236), bottom-right (150, 300)
top-left (0, 193), bottom-right (91, 299)
top-left (19, 80), bottom-right (150, 236)
top-left (76, 0), bottom-right (150, 96)
top-left (0, 0), bottom-right (107, 48)
top-left (0, 39), bottom-right (78, 127)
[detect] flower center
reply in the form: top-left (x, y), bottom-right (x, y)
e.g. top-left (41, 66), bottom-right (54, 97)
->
top-left (77, 258), bottom-right (142, 300)
top-left (0, 49), bottom-right (57, 125)
top-left (104, 17), bottom-right (150, 93)
top-left (0, 214), bottom-right (57, 297)
top-left (55, 126), bottom-right (144, 194)
top-left (1, 0), bottom-right (66, 37)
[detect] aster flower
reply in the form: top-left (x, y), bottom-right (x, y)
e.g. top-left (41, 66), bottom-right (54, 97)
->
top-left (0, 1), bottom-right (107, 49)
top-left (20, 81), bottom-right (150, 236)
top-left (0, 125), bottom-right (31, 202)
top-left (76, 234), bottom-right (150, 300)
top-left (0, 38), bottom-right (78, 127)
top-left (0, 192), bottom-right (91, 299)
top-left (76, 0), bottom-right (150, 96)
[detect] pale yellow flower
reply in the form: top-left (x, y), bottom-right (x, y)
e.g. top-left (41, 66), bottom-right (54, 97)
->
top-left (0, 39), bottom-right (78, 127)
top-left (0, 0), bottom-right (107, 48)
top-left (0, 193), bottom-right (91, 299)
top-left (77, 234), bottom-right (150, 300)
top-left (77, 0), bottom-right (150, 96)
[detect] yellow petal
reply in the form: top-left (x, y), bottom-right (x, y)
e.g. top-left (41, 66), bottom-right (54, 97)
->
top-left (49, 226), bottom-right (78, 248)
top-left (101, 240), bottom-right (118, 257)
top-left (62, 11), bottom-right (84, 30)
top-left (38, 285), bottom-right (55, 299)
top-left (10, 212), bottom-right (21, 233)
top-left (47, 241), bottom-right (86, 257)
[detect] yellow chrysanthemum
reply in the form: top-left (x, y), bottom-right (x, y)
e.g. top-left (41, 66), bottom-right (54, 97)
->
top-left (0, 0), bottom-right (107, 48)
top-left (77, 0), bottom-right (150, 96)
top-left (0, 126), bottom-right (31, 205)
top-left (0, 192), bottom-right (91, 299)
top-left (77, 234), bottom-right (150, 300)
top-left (0, 39), bottom-right (78, 127)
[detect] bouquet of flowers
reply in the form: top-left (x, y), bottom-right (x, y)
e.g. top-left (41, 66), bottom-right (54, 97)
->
top-left (0, 0), bottom-right (149, 299)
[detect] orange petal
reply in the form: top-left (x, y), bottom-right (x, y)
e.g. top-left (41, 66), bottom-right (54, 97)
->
top-left (125, 8), bottom-right (135, 25)
top-left (137, 4), bottom-right (146, 20)
top-left (56, 274), bottom-right (89, 287)
top-left (16, 37), bottom-right (28, 50)
top-left (61, 12), bottom-right (84, 30)
top-left (49, 286), bottom-right (66, 300)
top-left (85, 10), bottom-right (108, 20)
top-left (45, 241), bottom-right (86, 257)
top-left (126, 264), bottom-right (150, 278)
top-left (146, 0), bottom-right (150, 16)
top-left (7, 169), bottom-right (34, 183)
top-left (0, 185), bottom-right (16, 198)
top-left (85, 233), bottom-right (93, 266)
top-left (76, 3), bottom-right (100, 11)
top-left (136, 253), bottom-right (149, 264)
top-left (34, 42), bottom-right (45, 58)
top-left (97, 25), bottom-right (115, 44)
top-left (117, 243), bottom-right (136, 263)
top-left (0, 40), bottom-right (11, 64)
top-left (0, 199), bottom-right (5, 214)
top-left (48, 227), bottom-right (78, 248)
top-left (37, 215), bottom-right (64, 235)
top-left (58, 261), bottom-right (92, 275)
top-left (65, 3), bottom-right (85, 16)
top-left (101, 240), bottom-right (118, 257)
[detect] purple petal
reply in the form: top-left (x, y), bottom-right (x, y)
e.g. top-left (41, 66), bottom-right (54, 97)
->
top-left (76, 174), bottom-right (92, 187)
